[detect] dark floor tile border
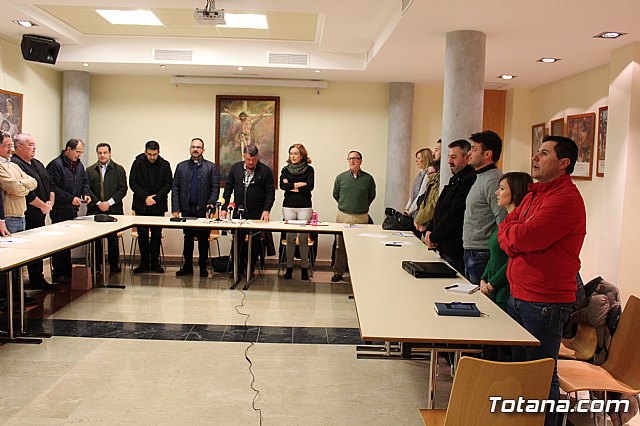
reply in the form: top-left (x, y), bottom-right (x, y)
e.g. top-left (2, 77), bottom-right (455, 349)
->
top-left (20, 319), bottom-right (362, 345)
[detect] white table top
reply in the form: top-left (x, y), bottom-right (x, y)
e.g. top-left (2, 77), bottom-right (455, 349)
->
top-left (238, 220), bottom-right (345, 234)
top-left (342, 225), bottom-right (539, 346)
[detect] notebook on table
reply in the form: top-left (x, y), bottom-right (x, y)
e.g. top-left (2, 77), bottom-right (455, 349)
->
top-left (402, 261), bottom-right (459, 278)
top-left (434, 302), bottom-right (481, 317)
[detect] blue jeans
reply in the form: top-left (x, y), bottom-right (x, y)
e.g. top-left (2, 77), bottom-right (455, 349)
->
top-left (463, 249), bottom-right (490, 285)
top-left (508, 297), bottom-right (572, 426)
top-left (5, 216), bottom-right (25, 234)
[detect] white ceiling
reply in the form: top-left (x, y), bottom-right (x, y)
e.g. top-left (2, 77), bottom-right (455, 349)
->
top-left (0, 0), bottom-right (638, 88)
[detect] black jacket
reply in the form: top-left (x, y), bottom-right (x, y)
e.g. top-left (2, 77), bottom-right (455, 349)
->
top-left (46, 152), bottom-right (91, 221)
top-left (222, 161), bottom-right (275, 219)
top-left (171, 158), bottom-right (220, 214)
top-left (87, 160), bottom-right (128, 215)
top-left (279, 165), bottom-right (314, 208)
top-left (129, 153), bottom-right (172, 215)
top-left (427, 165), bottom-right (476, 262)
top-left (11, 155), bottom-right (52, 217)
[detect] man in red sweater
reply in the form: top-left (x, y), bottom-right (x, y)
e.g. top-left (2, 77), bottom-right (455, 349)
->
top-left (498, 135), bottom-right (586, 426)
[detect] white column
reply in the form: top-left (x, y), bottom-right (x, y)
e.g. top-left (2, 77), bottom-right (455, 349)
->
top-left (440, 30), bottom-right (486, 188)
top-left (385, 82), bottom-right (414, 210)
top-left (597, 42), bottom-right (640, 303)
top-left (63, 71), bottom-right (90, 163)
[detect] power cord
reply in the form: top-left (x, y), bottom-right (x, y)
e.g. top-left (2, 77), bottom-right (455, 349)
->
top-left (234, 286), bottom-right (263, 425)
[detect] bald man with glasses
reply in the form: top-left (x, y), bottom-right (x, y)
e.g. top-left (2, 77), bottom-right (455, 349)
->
top-left (331, 150), bottom-right (376, 283)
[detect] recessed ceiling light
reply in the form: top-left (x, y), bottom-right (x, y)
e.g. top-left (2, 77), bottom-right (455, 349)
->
top-left (237, 66), bottom-right (244, 71)
top-left (314, 69), bottom-right (321, 73)
top-left (160, 65), bottom-right (166, 69)
top-left (13, 20), bottom-right (37, 27)
top-left (498, 74), bottom-right (516, 80)
top-left (96, 9), bottom-right (162, 26)
top-left (218, 13), bottom-right (268, 29)
top-left (82, 63), bottom-right (89, 67)
top-left (594, 31), bottom-right (627, 39)
top-left (538, 57), bottom-right (561, 63)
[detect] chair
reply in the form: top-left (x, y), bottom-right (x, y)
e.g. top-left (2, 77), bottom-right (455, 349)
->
top-left (277, 233), bottom-right (316, 277)
top-left (559, 323), bottom-right (597, 361)
top-left (116, 230), bottom-right (126, 269)
top-left (419, 356), bottom-right (554, 426)
top-left (208, 229), bottom-right (221, 258)
top-left (557, 295), bottom-right (640, 424)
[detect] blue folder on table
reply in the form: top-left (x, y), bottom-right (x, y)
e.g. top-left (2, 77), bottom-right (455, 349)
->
top-left (434, 302), bottom-right (481, 317)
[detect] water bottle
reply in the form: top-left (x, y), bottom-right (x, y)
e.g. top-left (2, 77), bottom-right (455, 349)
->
top-left (311, 210), bottom-right (318, 226)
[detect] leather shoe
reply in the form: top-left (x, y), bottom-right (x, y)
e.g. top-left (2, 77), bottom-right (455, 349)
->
top-left (28, 279), bottom-right (56, 290)
top-left (199, 268), bottom-right (209, 277)
top-left (283, 268), bottom-right (293, 280)
top-left (301, 268), bottom-right (309, 281)
top-left (150, 264), bottom-right (165, 273)
top-left (133, 264), bottom-right (150, 273)
top-left (331, 274), bottom-right (343, 283)
top-left (176, 267), bottom-right (193, 277)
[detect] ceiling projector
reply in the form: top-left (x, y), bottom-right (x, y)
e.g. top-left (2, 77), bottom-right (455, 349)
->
top-left (194, 8), bottom-right (225, 25)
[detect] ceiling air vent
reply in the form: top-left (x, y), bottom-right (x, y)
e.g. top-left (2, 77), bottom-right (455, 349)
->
top-left (268, 52), bottom-right (309, 67)
top-left (153, 49), bottom-right (193, 62)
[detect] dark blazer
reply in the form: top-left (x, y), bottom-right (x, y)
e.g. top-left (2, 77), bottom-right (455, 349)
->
top-left (129, 153), bottom-right (172, 215)
top-left (222, 161), bottom-right (275, 219)
top-left (171, 158), bottom-right (220, 214)
top-left (46, 152), bottom-right (91, 221)
top-left (427, 165), bottom-right (477, 262)
top-left (87, 160), bottom-right (128, 215)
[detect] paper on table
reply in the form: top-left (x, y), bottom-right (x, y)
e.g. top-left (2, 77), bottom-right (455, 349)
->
top-left (0, 238), bottom-right (30, 244)
top-left (54, 224), bottom-right (83, 228)
top-left (285, 220), bottom-right (308, 225)
top-left (358, 233), bottom-right (389, 238)
top-left (392, 232), bottom-right (415, 237)
top-left (445, 282), bottom-right (480, 294)
top-left (74, 215), bottom-right (94, 221)
top-left (33, 231), bottom-right (66, 236)
top-left (343, 224), bottom-right (362, 228)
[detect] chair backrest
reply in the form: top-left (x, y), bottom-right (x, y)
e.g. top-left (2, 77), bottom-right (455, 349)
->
top-left (444, 356), bottom-right (554, 426)
top-left (560, 323), bottom-right (597, 360)
top-left (602, 295), bottom-right (640, 389)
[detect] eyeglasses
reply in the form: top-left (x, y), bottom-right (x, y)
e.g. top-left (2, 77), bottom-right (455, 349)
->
top-left (347, 156), bottom-right (362, 161)
top-left (190, 146), bottom-right (204, 150)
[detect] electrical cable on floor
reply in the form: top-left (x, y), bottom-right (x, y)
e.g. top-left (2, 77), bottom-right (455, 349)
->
top-left (234, 285), bottom-right (263, 425)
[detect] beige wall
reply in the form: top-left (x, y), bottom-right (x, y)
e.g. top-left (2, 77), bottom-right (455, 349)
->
top-left (0, 38), bottom-right (61, 161)
top-left (88, 76), bottom-right (390, 259)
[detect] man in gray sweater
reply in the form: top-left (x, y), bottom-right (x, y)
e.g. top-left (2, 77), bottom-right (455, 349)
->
top-left (462, 130), bottom-right (506, 284)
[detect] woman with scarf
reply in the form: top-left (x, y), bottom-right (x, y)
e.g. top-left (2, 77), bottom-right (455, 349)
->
top-left (280, 143), bottom-right (315, 280)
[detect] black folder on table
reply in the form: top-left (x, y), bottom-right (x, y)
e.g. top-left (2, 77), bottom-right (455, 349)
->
top-left (434, 302), bottom-right (481, 317)
top-left (402, 261), bottom-right (459, 278)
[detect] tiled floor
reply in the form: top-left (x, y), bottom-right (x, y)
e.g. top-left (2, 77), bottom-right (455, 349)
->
top-left (1, 266), bottom-right (638, 425)
top-left (0, 267), bottom-right (438, 425)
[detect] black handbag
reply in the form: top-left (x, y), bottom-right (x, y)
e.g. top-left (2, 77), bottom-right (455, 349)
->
top-left (382, 207), bottom-right (412, 231)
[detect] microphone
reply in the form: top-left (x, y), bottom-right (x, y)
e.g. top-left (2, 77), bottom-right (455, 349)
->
top-left (215, 197), bottom-right (225, 208)
top-left (227, 201), bottom-right (236, 220)
top-left (206, 204), bottom-right (215, 218)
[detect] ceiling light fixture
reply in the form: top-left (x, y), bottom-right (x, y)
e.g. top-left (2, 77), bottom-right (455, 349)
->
top-left (314, 69), bottom-right (321, 73)
top-left (498, 74), bottom-right (515, 80)
top-left (13, 20), bottom-right (37, 27)
top-left (539, 57), bottom-right (560, 63)
top-left (160, 65), bottom-right (166, 69)
top-left (594, 31), bottom-right (627, 39)
top-left (219, 13), bottom-right (268, 29)
top-left (82, 63), bottom-right (89, 67)
top-left (96, 9), bottom-right (162, 26)
top-left (237, 66), bottom-right (244, 71)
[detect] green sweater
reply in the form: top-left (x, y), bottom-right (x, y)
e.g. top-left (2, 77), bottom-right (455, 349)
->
top-left (480, 227), bottom-right (510, 311)
top-left (332, 170), bottom-right (376, 215)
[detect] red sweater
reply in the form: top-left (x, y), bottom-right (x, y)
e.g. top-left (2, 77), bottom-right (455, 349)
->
top-left (498, 174), bottom-right (586, 303)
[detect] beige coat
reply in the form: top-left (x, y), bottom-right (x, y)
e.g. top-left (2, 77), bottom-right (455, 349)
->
top-left (0, 157), bottom-right (37, 217)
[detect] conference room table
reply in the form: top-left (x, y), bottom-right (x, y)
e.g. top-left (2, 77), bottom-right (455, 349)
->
top-left (341, 225), bottom-right (539, 408)
top-left (1, 217), bottom-right (539, 409)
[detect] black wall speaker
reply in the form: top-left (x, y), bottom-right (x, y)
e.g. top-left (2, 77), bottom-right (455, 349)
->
top-left (21, 35), bottom-right (60, 65)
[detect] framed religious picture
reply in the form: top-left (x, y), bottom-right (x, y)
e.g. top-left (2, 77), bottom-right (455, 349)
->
top-left (596, 106), bottom-right (607, 177)
top-left (215, 95), bottom-right (280, 187)
top-left (550, 118), bottom-right (564, 136)
top-left (531, 123), bottom-right (547, 169)
top-left (0, 89), bottom-right (23, 138)
top-left (566, 112), bottom-right (596, 180)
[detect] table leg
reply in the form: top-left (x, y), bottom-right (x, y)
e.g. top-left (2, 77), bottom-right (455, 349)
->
top-left (0, 270), bottom-right (42, 344)
top-left (94, 237), bottom-right (125, 289)
top-left (244, 232), bottom-right (254, 290)
top-left (230, 229), bottom-right (240, 289)
top-left (427, 349), bottom-right (438, 409)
